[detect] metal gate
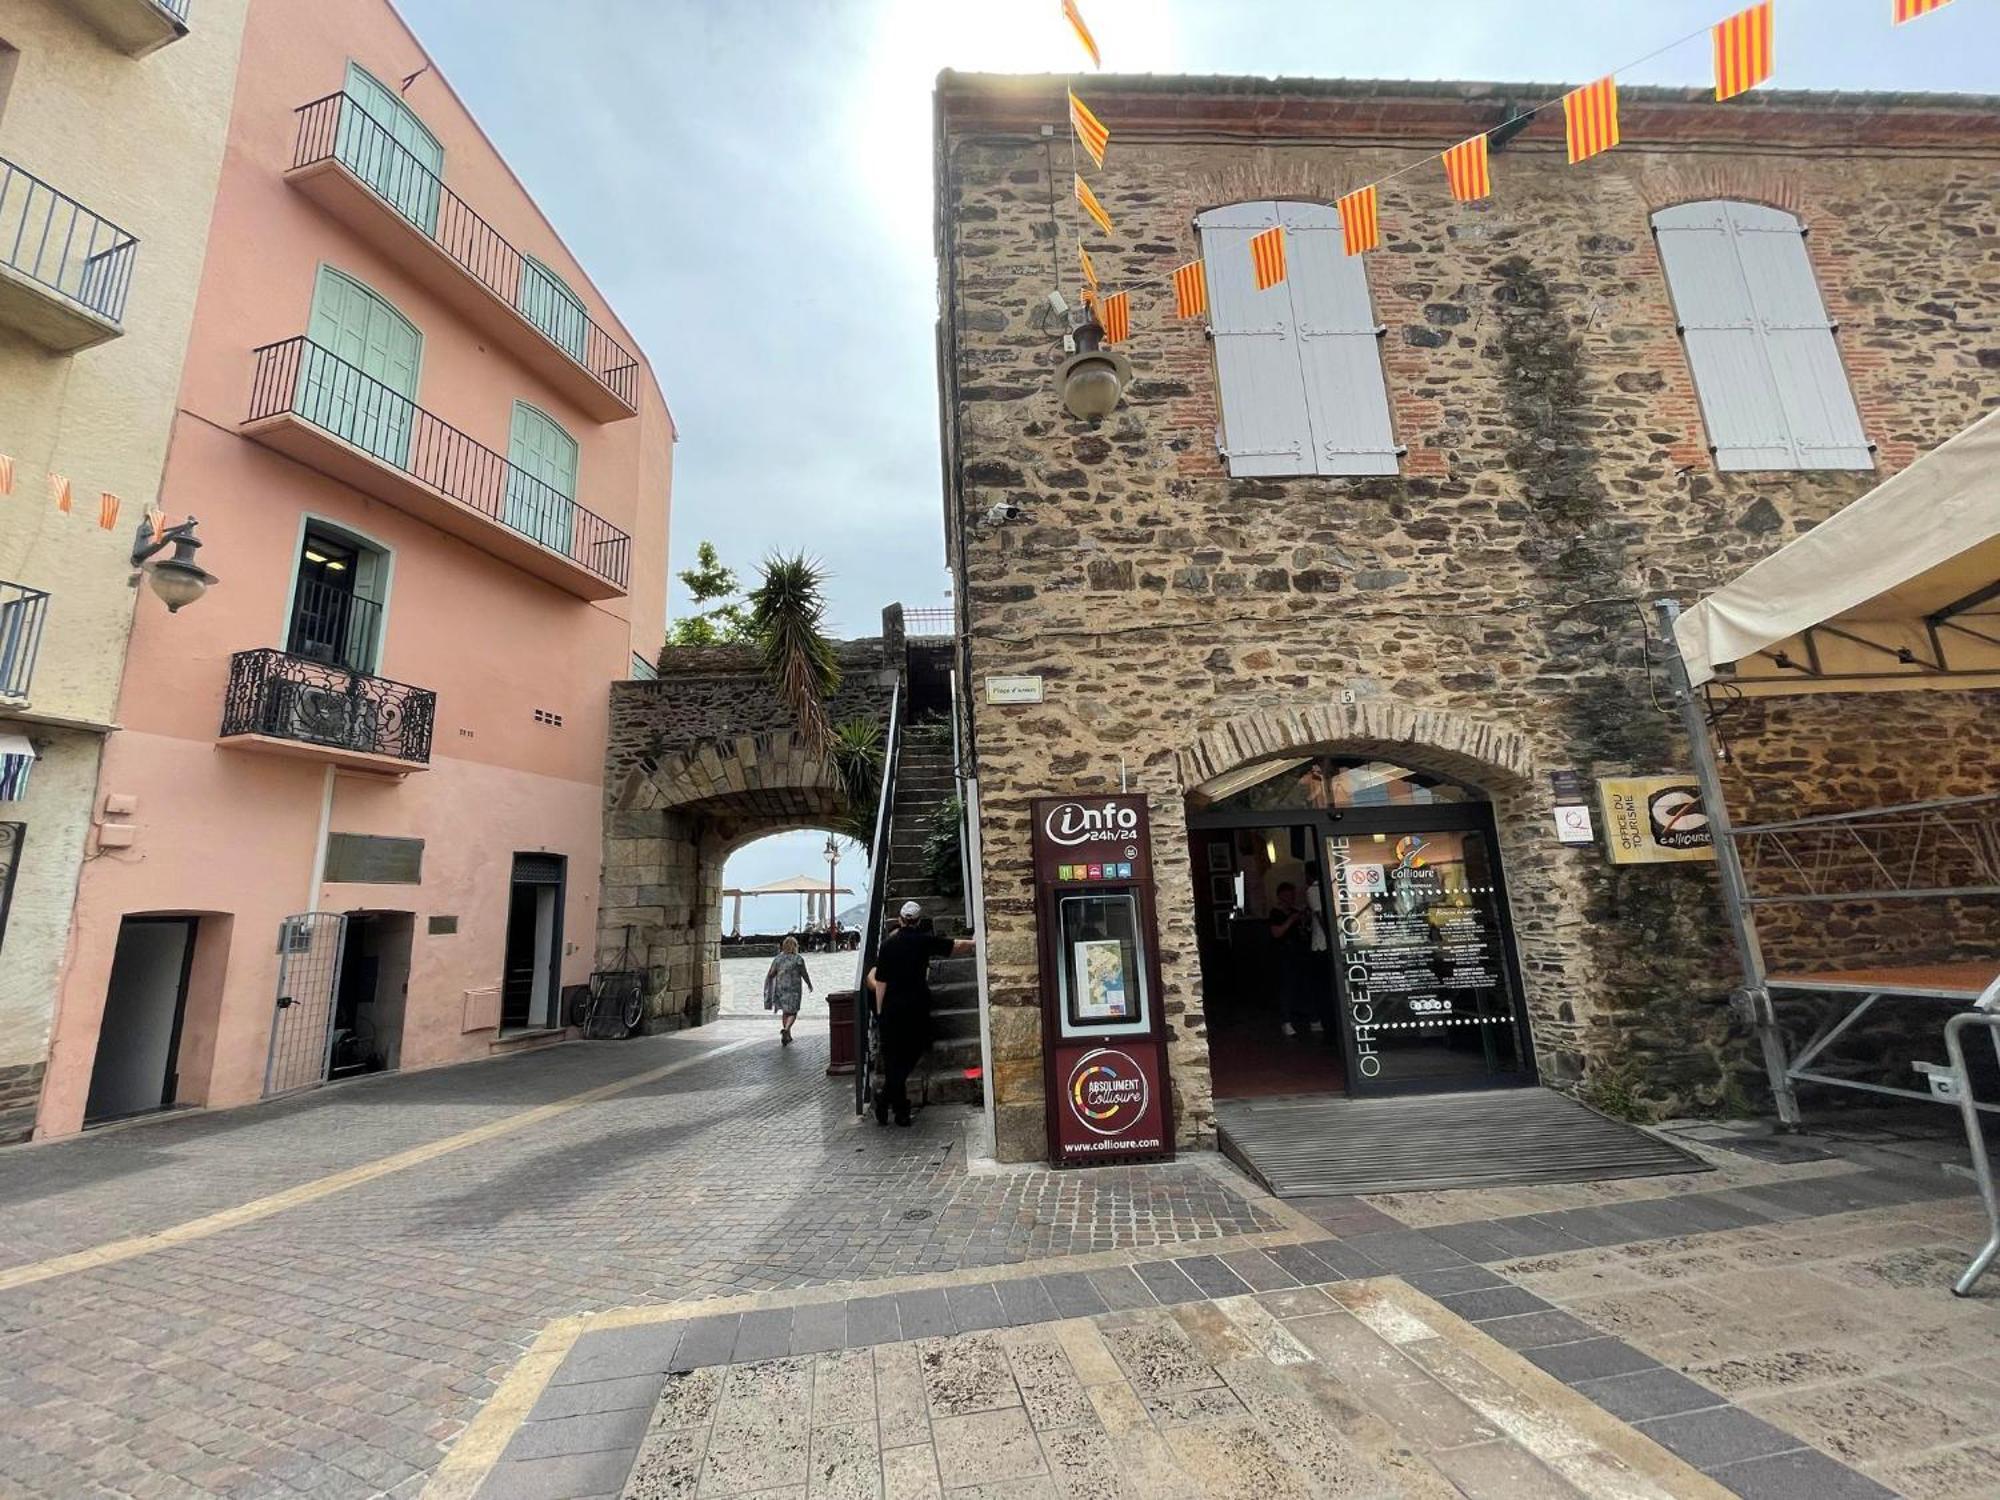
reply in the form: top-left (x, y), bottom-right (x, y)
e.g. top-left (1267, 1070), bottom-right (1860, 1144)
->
top-left (263, 912), bottom-right (346, 1097)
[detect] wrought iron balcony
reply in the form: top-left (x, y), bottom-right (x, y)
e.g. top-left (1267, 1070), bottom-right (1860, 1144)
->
top-left (60, 0), bottom-right (190, 55)
top-left (0, 582), bottom-right (51, 708)
top-left (244, 337), bottom-right (632, 600)
top-left (220, 649), bottom-right (434, 772)
top-left (287, 92), bottom-right (641, 421)
top-left (0, 157), bottom-right (138, 350)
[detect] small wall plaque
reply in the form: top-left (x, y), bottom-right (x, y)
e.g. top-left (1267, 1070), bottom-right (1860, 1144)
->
top-left (985, 675), bottom-right (1044, 705)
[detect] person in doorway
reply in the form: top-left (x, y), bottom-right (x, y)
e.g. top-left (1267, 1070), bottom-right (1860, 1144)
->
top-left (1268, 881), bottom-right (1317, 1039)
top-left (763, 937), bottom-right (812, 1046)
top-left (1303, 862), bottom-right (1337, 1042)
top-left (865, 900), bottom-right (976, 1126)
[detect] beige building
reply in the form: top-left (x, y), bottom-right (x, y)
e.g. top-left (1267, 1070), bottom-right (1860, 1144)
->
top-left (0, 0), bottom-right (247, 1140)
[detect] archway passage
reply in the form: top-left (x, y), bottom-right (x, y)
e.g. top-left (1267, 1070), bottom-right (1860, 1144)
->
top-left (1186, 755), bottom-right (1536, 1105)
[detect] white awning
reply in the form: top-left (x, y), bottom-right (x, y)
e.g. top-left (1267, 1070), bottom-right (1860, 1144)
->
top-left (1673, 407), bottom-right (2000, 692)
top-left (0, 733), bottom-right (35, 761)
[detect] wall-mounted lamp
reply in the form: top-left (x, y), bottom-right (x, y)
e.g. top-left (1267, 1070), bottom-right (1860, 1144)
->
top-left (1055, 318), bottom-right (1132, 421)
top-left (131, 515), bottom-right (218, 613)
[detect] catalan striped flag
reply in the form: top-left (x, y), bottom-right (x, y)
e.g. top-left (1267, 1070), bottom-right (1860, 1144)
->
top-left (1338, 185), bottom-right (1380, 256)
top-left (1079, 243), bottom-right (1099, 295)
top-left (1441, 133), bottom-right (1491, 202)
top-left (1061, 0), bottom-right (1100, 65)
top-left (1563, 76), bottom-right (1620, 165)
top-left (1069, 91), bottom-right (1109, 170)
top-left (1893, 0), bottom-right (1952, 21)
top-left (0, 454), bottom-right (13, 495)
top-left (1172, 259), bottom-right (1208, 319)
top-left (1714, 2), bottom-right (1774, 102)
top-left (1075, 174), bottom-right (1114, 235)
top-left (49, 473), bottom-right (71, 514)
top-left (1249, 225), bottom-right (1286, 291)
top-left (1099, 290), bottom-right (1130, 344)
top-left (99, 492), bottom-right (120, 531)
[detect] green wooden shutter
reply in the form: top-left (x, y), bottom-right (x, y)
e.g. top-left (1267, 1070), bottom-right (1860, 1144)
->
top-left (505, 402), bottom-right (579, 554)
top-left (337, 62), bottom-right (444, 235)
top-left (304, 266), bottom-right (422, 468)
top-left (516, 256), bottom-right (588, 359)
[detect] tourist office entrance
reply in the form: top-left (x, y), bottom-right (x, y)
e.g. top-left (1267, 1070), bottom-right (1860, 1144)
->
top-left (1187, 758), bottom-right (1536, 1102)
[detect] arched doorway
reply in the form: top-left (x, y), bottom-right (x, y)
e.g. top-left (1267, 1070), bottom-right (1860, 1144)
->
top-left (1187, 755), bottom-right (1535, 1102)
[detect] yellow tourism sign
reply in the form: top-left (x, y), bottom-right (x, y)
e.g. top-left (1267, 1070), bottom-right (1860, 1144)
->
top-left (1598, 776), bottom-right (1716, 865)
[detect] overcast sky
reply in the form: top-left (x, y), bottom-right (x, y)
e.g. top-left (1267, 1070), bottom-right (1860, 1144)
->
top-left (399, 0), bottom-right (1997, 906)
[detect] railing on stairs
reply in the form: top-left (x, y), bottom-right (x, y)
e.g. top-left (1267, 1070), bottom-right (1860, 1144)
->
top-left (853, 678), bottom-right (903, 1113)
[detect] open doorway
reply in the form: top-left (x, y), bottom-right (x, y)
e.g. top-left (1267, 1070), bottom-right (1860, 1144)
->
top-left (501, 853), bottom-right (565, 1032)
top-left (85, 916), bottom-right (197, 1126)
top-left (332, 912), bottom-right (412, 1077)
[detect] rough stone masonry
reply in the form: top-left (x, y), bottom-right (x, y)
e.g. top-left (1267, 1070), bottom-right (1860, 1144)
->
top-left (933, 74), bottom-right (2000, 1162)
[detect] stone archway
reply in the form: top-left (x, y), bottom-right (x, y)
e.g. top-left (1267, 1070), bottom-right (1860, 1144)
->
top-left (1179, 700), bottom-right (1537, 795)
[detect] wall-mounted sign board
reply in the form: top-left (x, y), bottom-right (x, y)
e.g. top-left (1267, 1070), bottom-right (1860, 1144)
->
top-left (986, 675), bottom-right (1045, 705)
top-left (1599, 777), bottom-right (1715, 864)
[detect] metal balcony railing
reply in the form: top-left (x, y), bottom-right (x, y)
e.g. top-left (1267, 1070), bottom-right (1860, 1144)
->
top-left (0, 158), bottom-right (138, 324)
top-left (248, 337), bottom-right (633, 590)
top-left (155, 0), bottom-right (191, 19)
top-left (220, 648), bottom-right (435, 765)
top-left (290, 92), bottom-right (640, 411)
top-left (903, 606), bottom-right (956, 643)
top-left (0, 582), bottom-right (50, 704)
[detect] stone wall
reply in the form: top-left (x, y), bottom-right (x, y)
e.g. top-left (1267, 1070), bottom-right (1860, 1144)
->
top-left (936, 75), bottom-right (2000, 1160)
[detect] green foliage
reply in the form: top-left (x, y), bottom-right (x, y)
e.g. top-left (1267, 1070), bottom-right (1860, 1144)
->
top-left (666, 540), bottom-right (750, 648)
top-left (829, 716), bottom-right (885, 842)
top-left (748, 552), bottom-right (841, 748)
top-left (922, 792), bottom-right (965, 900)
top-left (1576, 1066), bottom-right (1655, 1124)
top-left (905, 713), bottom-right (953, 750)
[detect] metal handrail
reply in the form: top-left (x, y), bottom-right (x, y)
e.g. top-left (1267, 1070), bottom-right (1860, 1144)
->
top-left (0, 582), bottom-right (50, 703)
top-left (290, 92), bottom-right (640, 411)
top-left (0, 157), bottom-right (138, 324)
top-left (854, 678), bottom-right (903, 1113)
top-left (248, 337), bottom-right (632, 589)
top-left (219, 648), bottom-right (436, 765)
top-left (1924, 978), bottom-right (2000, 1296)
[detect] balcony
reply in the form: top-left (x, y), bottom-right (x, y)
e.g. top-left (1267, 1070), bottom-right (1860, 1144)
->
top-left (0, 582), bottom-right (51, 710)
top-left (0, 158), bottom-right (137, 350)
top-left (61, 0), bottom-right (189, 56)
top-left (285, 92), bottom-right (640, 422)
top-left (242, 338), bottom-right (632, 600)
top-left (219, 648), bottom-right (434, 774)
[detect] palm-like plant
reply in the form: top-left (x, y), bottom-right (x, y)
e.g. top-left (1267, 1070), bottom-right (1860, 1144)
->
top-left (747, 553), bottom-right (841, 749)
top-left (828, 716), bottom-right (885, 841)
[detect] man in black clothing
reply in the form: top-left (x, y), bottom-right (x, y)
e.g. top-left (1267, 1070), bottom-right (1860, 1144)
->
top-left (866, 901), bottom-right (976, 1126)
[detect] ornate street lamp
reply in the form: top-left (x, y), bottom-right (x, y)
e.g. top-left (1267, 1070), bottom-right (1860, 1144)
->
top-left (823, 832), bottom-right (840, 945)
top-left (130, 515), bottom-right (218, 612)
top-left (1055, 317), bottom-right (1132, 421)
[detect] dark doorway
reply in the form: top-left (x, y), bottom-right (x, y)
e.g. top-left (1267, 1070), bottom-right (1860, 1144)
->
top-left (332, 912), bottom-right (413, 1077)
top-left (85, 916), bottom-right (197, 1125)
top-left (501, 853), bottom-right (566, 1032)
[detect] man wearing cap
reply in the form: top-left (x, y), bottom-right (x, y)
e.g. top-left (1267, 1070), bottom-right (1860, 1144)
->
top-left (866, 901), bottom-right (976, 1126)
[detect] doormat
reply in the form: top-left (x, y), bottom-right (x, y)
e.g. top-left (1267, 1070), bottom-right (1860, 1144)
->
top-left (1216, 1087), bottom-right (1705, 1198)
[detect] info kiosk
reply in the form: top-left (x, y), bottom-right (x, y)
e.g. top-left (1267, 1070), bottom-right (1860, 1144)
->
top-left (1031, 794), bottom-right (1174, 1167)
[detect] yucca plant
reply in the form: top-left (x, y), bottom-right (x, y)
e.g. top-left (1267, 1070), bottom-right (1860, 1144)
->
top-left (747, 553), bottom-right (841, 749)
top-left (829, 716), bottom-right (885, 841)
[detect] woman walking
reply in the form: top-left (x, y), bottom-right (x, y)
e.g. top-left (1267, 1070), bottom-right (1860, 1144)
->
top-left (764, 937), bottom-right (812, 1045)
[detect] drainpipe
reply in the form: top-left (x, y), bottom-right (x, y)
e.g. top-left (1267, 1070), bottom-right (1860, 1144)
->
top-left (307, 766), bottom-right (335, 910)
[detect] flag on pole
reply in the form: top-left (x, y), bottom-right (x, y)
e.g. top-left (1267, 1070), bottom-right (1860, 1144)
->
top-left (1563, 76), bottom-right (1621, 164)
top-left (1099, 290), bottom-right (1130, 344)
top-left (0, 454), bottom-right (13, 495)
top-left (98, 493), bottom-right (120, 531)
top-left (1075, 174), bottom-right (1114, 235)
top-left (1172, 260), bottom-right (1208, 319)
top-left (1061, 0), bottom-right (1101, 66)
top-left (49, 473), bottom-right (71, 514)
top-left (1441, 133), bottom-right (1491, 202)
top-left (1079, 244), bottom-right (1099, 294)
top-left (1893, 0), bottom-right (1952, 21)
top-left (1713, 2), bottom-right (1774, 102)
top-left (1338, 185), bottom-right (1380, 256)
top-left (1069, 91), bottom-right (1109, 169)
top-left (1249, 225), bottom-right (1286, 290)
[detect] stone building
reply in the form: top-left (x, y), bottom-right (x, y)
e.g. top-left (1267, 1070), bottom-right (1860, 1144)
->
top-left (932, 73), bottom-right (2000, 1164)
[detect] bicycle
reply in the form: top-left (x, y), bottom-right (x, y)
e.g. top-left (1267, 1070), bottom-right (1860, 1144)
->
top-left (572, 926), bottom-right (647, 1038)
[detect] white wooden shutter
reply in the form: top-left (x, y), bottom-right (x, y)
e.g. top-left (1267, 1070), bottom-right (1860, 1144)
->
top-left (1281, 201), bottom-right (1399, 476)
top-left (1197, 201), bottom-right (1312, 477)
top-left (1654, 201), bottom-right (1869, 472)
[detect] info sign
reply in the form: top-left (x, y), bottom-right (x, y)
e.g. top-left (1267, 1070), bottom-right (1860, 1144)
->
top-left (1050, 1041), bottom-right (1168, 1164)
top-left (1598, 776), bottom-right (1716, 864)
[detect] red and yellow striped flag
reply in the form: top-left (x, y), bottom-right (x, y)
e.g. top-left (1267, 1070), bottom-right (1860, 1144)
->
top-left (1441, 133), bottom-right (1491, 202)
top-left (98, 493), bottom-right (121, 531)
top-left (1893, 0), bottom-right (1952, 21)
top-left (1099, 290), bottom-right (1130, 344)
top-left (1563, 76), bottom-right (1620, 164)
top-left (1079, 244), bottom-right (1099, 294)
top-left (1338, 185), bottom-right (1380, 256)
top-left (49, 473), bottom-right (71, 514)
top-left (1249, 225), bottom-right (1286, 291)
top-left (1062, 0), bottom-right (1100, 65)
top-left (1075, 174), bottom-right (1113, 235)
top-left (0, 455), bottom-right (13, 495)
top-left (1069, 91), bottom-right (1109, 170)
top-left (1172, 260), bottom-right (1207, 319)
top-left (1714, 2), bottom-right (1774, 102)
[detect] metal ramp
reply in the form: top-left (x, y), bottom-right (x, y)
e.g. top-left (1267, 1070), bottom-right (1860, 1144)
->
top-left (1216, 1087), bottom-right (1705, 1198)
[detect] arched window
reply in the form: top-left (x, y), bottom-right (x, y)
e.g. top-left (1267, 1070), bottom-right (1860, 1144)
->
top-left (516, 255), bottom-right (588, 360)
top-left (1652, 201), bottom-right (1870, 471)
top-left (506, 401), bottom-right (579, 554)
top-left (338, 62), bottom-right (444, 235)
top-left (303, 265), bottom-right (422, 468)
top-left (1195, 200), bottom-right (1399, 478)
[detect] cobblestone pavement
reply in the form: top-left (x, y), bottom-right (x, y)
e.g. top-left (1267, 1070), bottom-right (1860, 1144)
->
top-left (0, 1021), bottom-right (1276, 1499)
top-left (717, 953), bottom-right (854, 1020)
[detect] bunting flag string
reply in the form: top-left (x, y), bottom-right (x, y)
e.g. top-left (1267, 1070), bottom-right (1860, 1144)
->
top-left (1563, 76), bottom-right (1621, 164)
top-left (1714, 2), bottom-right (1774, 102)
top-left (1062, 0), bottom-right (1101, 66)
top-left (0, 454), bottom-right (13, 495)
top-left (49, 473), bottom-right (71, 514)
top-left (1893, 0), bottom-right (1952, 21)
top-left (1075, 174), bottom-right (1115, 235)
top-left (1338, 185), bottom-right (1381, 256)
top-left (1069, 90), bottom-right (1109, 169)
top-left (1441, 133), bottom-right (1491, 202)
top-left (1079, 244), bottom-right (1099, 295)
top-left (98, 493), bottom-right (120, 531)
top-left (1172, 260), bottom-right (1208, 319)
top-left (1099, 290), bottom-right (1130, 344)
top-left (1249, 225), bottom-right (1287, 291)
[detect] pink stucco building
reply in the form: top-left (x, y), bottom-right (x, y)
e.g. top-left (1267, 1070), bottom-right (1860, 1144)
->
top-left (34, 0), bottom-right (673, 1138)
